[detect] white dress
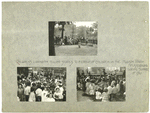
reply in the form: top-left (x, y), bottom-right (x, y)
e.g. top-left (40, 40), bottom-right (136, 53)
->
top-left (96, 91), bottom-right (102, 100)
top-left (42, 90), bottom-right (49, 102)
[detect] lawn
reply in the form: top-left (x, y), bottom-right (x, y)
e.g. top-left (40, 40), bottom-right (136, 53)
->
top-left (55, 45), bottom-right (97, 56)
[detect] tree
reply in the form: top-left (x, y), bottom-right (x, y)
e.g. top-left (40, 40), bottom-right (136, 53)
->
top-left (58, 21), bottom-right (72, 39)
top-left (77, 26), bottom-right (86, 38)
top-left (92, 22), bottom-right (98, 37)
top-left (49, 21), bottom-right (72, 56)
top-left (92, 22), bottom-right (98, 29)
top-left (71, 24), bottom-right (76, 39)
top-left (49, 22), bottom-right (55, 56)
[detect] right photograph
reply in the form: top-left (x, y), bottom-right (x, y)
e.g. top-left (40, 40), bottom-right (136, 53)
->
top-left (77, 67), bottom-right (126, 102)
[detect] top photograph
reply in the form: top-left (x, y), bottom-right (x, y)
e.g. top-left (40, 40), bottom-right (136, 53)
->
top-left (49, 21), bottom-right (98, 56)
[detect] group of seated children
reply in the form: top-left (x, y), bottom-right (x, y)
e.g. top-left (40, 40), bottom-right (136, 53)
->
top-left (77, 76), bottom-right (126, 102)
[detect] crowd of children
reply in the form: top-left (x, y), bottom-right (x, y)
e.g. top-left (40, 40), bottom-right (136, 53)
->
top-left (77, 73), bottom-right (126, 102)
top-left (17, 70), bottom-right (66, 102)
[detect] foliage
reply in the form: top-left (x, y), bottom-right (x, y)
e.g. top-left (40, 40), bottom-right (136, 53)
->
top-left (54, 22), bottom-right (98, 39)
top-left (77, 26), bottom-right (86, 38)
top-left (92, 22), bottom-right (98, 37)
top-left (55, 21), bottom-right (72, 38)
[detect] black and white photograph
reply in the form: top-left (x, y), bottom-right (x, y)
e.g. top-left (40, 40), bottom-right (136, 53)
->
top-left (49, 21), bottom-right (98, 56)
top-left (17, 67), bottom-right (66, 102)
top-left (77, 67), bottom-right (126, 102)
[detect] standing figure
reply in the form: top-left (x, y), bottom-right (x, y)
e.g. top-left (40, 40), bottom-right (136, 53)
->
top-left (102, 88), bottom-right (109, 102)
top-left (85, 79), bottom-right (90, 95)
top-left (42, 87), bottom-right (49, 102)
top-left (65, 36), bottom-right (67, 45)
top-left (86, 38), bottom-right (88, 45)
top-left (35, 84), bottom-right (42, 102)
top-left (89, 80), bottom-right (95, 95)
top-left (17, 84), bottom-right (24, 101)
top-left (24, 81), bottom-right (31, 101)
top-left (78, 38), bottom-right (81, 48)
top-left (29, 87), bottom-right (36, 102)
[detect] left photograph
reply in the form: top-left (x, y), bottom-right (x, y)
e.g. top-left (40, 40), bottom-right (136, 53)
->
top-left (17, 67), bottom-right (66, 102)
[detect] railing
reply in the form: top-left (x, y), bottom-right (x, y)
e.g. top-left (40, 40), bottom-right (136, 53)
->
top-left (54, 39), bottom-right (97, 45)
top-left (87, 39), bottom-right (97, 44)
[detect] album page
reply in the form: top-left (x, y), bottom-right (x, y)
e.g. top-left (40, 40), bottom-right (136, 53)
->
top-left (2, 2), bottom-right (149, 112)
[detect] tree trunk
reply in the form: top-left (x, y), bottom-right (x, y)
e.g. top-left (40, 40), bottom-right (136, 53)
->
top-left (61, 24), bottom-right (64, 39)
top-left (72, 25), bottom-right (74, 39)
top-left (49, 22), bottom-right (55, 56)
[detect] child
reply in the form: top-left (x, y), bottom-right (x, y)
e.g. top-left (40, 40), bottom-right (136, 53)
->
top-left (29, 87), bottom-right (36, 102)
top-left (24, 81), bottom-right (31, 101)
top-left (55, 76), bottom-right (60, 84)
top-left (116, 81), bottom-right (120, 93)
top-left (95, 88), bottom-right (102, 100)
top-left (59, 84), bottom-right (64, 95)
top-left (78, 38), bottom-right (81, 48)
top-left (53, 88), bottom-right (63, 101)
top-left (35, 83), bottom-right (42, 102)
top-left (85, 79), bottom-right (90, 95)
top-left (42, 87), bottom-right (48, 102)
top-left (50, 79), bottom-right (56, 91)
top-left (44, 93), bottom-right (55, 102)
top-left (17, 84), bottom-right (24, 101)
top-left (89, 80), bottom-right (95, 95)
top-left (112, 82), bottom-right (118, 101)
top-left (102, 88), bottom-right (109, 102)
top-left (77, 82), bottom-right (81, 90)
top-left (31, 83), bottom-right (37, 93)
top-left (62, 90), bottom-right (66, 101)
top-left (17, 96), bottom-right (20, 101)
top-left (107, 84), bottom-right (113, 101)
